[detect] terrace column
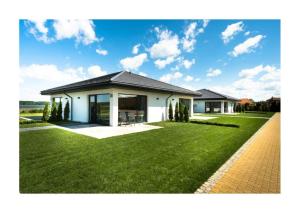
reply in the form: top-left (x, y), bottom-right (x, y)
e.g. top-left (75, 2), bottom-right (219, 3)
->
top-left (110, 91), bottom-right (119, 126)
top-left (221, 101), bottom-right (224, 113)
top-left (190, 98), bottom-right (194, 117)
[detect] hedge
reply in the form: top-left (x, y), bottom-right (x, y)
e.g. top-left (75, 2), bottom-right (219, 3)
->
top-left (19, 120), bottom-right (46, 125)
top-left (190, 120), bottom-right (240, 128)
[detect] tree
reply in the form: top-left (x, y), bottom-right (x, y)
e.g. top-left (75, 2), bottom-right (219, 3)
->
top-left (175, 102), bottom-right (179, 122)
top-left (179, 102), bottom-right (184, 122)
top-left (168, 102), bottom-right (173, 121)
top-left (183, 105), bottom-right (189, 122)
top-left (241, 104), bottom-right (245, 113)
top-left (42, 103), bottom-right (50, 121)
top-left (64, 100), bottom-right (70, 121)
top-left (57, 100), bottom-right (63, 121)
top-left (49, 100), bottom-right (57, 121)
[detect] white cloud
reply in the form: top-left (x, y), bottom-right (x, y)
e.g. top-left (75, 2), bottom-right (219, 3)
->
top-left (184, 75), bottom-right (194, 82)
top-left (230, 35), bottom-right (265, 57)
top-left (210, 65), bottom-right (280, 101)
top-left (138, 72), bottom-right (148, 77)
top-left (154, 57), bottom-right (175, 69)
top-left (120, 53), bottom-right (148, 71)
top-left (221, 21), bottom-right (244, 44)
top-left (26, 19), bottom-right (55, 44)
top-left (53, 20), bottom-right (98, 45)
top-left (87, 65), bottom-right (107, 77)
top-left (96, 48), bottom-right (108, 56)
top-left (182, 22), bottom-right (198, 52)
top-left (260, 71), bottom-right (280, 81)
top-left (149, 28), bottom-right (181, 59)
top-left (244, 31), bottom-right (250, 36)
top-left (203, 19), bottom-right (210, 28)
top-left (207, 68), bottom-right (222, 77)
top-left (26, 19), bottom-right (98, 45)
top-left (20, 64), bottom-right (85, 82)
top-left (182, 58), bottom-right (195, 69)
top-left (132, 44), bottom-right (141, 54)
top-left (239, 65), bottom-right (278, 79)
top-left (159, 71), bottom-right (183, 83)
top-left (181, 21), bottom-right (208, 52)
top-left (182, 38), bottom-right (196, 53)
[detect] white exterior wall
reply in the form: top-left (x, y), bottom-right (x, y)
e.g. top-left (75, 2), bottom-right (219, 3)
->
top-left (228, 101), bottom-right (235, 113)
top-left (51, 87), bottom-right (194, 126)
top-left (193, 99), bottom-right (236, 114)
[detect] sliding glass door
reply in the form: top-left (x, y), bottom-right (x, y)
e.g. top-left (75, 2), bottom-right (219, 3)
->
top-left (89, 94), bottom-right (110, 125)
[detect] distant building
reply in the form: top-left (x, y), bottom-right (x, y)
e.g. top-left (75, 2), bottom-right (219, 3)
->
top-left (238, 98), bottom-right (255, 106)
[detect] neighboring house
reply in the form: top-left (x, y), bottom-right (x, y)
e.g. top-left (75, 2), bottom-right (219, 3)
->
top-left (238, 98), bottom-right (255, 106)
top-left (41, 71), bottom-right (201, 126)
top-left (193, 89), bottom-right (238, 113)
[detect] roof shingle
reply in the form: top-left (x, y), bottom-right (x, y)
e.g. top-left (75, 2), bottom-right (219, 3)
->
top-left (194, 89), bottom-right (238, 101)
top-left (41, 71), bottom-right (201, 96)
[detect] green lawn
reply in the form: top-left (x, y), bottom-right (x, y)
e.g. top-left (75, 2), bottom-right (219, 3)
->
top-left (20, 122), bottom-right (52, 128)
top-left (20, 116), bottom-right (267, 193)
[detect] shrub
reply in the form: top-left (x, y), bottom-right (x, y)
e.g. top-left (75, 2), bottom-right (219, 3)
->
top-left (190, 120), bottom-right (239, 128)
top-left (49, 101), bottom-right (57, 121)
top-left (19, 120), bottom-right (46, 124)
top-left (184, 105), bottom-right (189, 122)
top-left (175, 102), bottom-right (179, 122)
top-left (168, 102), bottom-right (173, 121)
top-left (57, 101), bottom-right (63, 121)
top-left (42, 103), bottom-right (50, 121)
top-left (64, 100), bottom-right (70, 121)
top-left (179, 103), bottom-right (184, 122)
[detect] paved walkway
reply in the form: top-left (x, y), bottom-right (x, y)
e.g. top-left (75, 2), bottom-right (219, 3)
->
top-left (20, 123), bottom-right (162, 139)
top-left (197, 113), bottom-right (280, 193)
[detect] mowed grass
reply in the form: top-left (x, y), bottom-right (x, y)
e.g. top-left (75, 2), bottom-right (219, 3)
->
top-left (20, 116), bottom-right (267, 193)
top-left (20, 122), bottom-right (52, 128)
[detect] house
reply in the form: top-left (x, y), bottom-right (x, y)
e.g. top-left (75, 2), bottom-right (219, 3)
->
top-left (193, 89), bottom-right (238, 113)
top-left (238, 98), bottom-right (255, 106)
top-left (41, 71), bottom-right (201, 126)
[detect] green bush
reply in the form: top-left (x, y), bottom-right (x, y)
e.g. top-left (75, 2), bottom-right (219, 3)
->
top-left (175, 102), bottom-right (179, 122)
top-left (190, 120), bottom-right (239, 128)
top-left (64, 101), bottom-right (70, 121)
top-left (19, 120), bottom-right (46, 124)
top-left (184, 106), bottom-right (189, 122)
top-left (57, 101), bottom-right (63, 121)
top-left (42, 103), bottom-right (50, 121)
top-left (179, 103), bottom-right (184, 122)
top-left (168, 102), bottom-right (173, 121)
top-left (49, 101), bottom-right (57, 121)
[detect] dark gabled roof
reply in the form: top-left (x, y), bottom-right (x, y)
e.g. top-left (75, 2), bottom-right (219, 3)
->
top-left (41, 71), bottom-right (201, 96)
top-left (194, 89), bottom-right (238, 101)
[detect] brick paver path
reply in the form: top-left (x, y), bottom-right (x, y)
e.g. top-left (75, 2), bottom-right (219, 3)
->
top-left (210, 113), bottom-right (280, 193)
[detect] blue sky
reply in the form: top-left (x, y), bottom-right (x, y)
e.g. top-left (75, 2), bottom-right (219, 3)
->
top-left (20, 19), bottom-right (280, 101)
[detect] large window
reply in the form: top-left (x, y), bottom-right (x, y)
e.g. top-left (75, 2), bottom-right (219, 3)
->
top-left (89, 94), bottom-right (110, 125)
top-left (118, 94), bottom-right (147, 124)
top-left (205, 102), bottom-right (221, 113)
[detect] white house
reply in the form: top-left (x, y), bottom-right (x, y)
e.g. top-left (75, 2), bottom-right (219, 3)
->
top-left (193, 89), bottom-right (238, 114)
top-left (41, 71), bottom-right (201, 126)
